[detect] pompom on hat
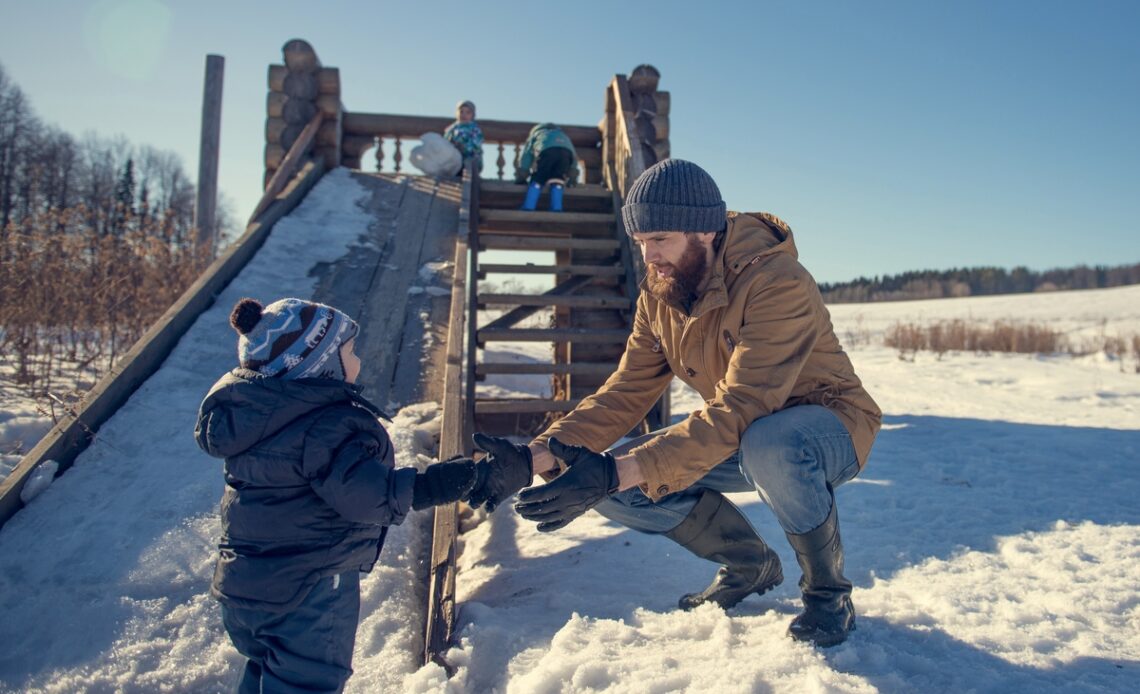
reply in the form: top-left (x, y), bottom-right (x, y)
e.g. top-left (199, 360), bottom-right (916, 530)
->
top-left (621, 159), bottom-right (726, 236)
top-left (230, 298), bottom-right (359, 381)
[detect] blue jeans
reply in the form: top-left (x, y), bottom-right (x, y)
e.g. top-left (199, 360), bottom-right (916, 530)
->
top-left (594, 405), bottom-right (859, 535)
top-left (222, 572), bottom-right (360, 694)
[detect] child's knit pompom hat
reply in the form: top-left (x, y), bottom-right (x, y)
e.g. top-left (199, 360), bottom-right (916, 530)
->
top-left (230, 297), bottom-right (359, 381)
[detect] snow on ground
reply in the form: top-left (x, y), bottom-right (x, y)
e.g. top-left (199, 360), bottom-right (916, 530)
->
top-left (435, 284), bottom-right (1140, 693)
top-left (1, 182), bottom-right (1139, 694)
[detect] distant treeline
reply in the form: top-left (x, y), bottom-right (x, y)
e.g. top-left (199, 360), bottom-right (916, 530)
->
top-left (0, 61), bottom-right (232, 242)
top-left (819, 263), bottom-right (1140, 303)
top-left (1, 62), bottom-right (225, 398)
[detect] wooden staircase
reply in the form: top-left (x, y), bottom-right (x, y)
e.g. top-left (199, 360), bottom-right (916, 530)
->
top-left (469, 180), bottom-right (637, 435)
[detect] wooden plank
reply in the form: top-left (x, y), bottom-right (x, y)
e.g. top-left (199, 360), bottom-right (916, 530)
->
top-left (480, 210), bottom-right (613, 226)
top-left (479, 263), bottom-right (623, 277)
top-left (343, 112), bottom-right (601, 149)
top-left (478, 293), bottom-right (632, 309)
top-left (478, 210), bottom-right (614, 236)
top-left (389, 180), bottom-right (464, 402)
top-left (0, 159), bottom-right (326, 529)
top-left (477, 327), bottom-right (629, 343)
top-left (479, 180), bottom-right (611, 199)
top-left (478, 234), bottom-right (619, 252)
top-left (358, 177), bottom-right (437, 408)
top-left (479, 181), bottom-right (612, 212)
top-left (474, 399), bottom-right (583, 414)
top-left (424, 164), bottom-right (475, 670)
top-left (477, 362), bottom-right (616, 376)
top-left (250, 110), bottom-right (323, 221)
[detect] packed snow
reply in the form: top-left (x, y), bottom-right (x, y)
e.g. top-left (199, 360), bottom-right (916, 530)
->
top-left (1, 171), bottom-right (1138, 691)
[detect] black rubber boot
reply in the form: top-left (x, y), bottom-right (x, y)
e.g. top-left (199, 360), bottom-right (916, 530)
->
top-left (785, 495), bottom-right (855, 647)
top-left (664, 489), bottom-right (783, 610)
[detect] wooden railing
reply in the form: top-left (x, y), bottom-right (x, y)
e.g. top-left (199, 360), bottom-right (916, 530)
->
top-left (340, 113), bottom-right (604, 183)
top-left (423, 161), bottom-right (478, 671)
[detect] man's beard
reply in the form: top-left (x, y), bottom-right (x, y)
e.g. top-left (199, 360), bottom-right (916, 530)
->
top-left (645, 235), bottom-right (709, 309)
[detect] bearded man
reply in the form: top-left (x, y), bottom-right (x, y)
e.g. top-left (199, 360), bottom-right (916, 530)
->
top-left (468, 159), bottom-right (881, 647)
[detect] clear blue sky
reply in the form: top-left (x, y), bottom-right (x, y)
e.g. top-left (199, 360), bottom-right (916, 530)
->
top-left (1, 0), bottom-right (1137, 284)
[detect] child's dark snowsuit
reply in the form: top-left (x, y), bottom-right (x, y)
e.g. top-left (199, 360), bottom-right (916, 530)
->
top-left (196, 369), bottom-right (415, 692)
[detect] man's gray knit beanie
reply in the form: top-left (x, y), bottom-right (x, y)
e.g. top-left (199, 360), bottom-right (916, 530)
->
top-left (621, 159), bottom-right (726, 235)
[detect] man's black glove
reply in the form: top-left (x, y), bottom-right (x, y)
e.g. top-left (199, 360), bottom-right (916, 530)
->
top-left (412, 457), bottom-right (477, 511)
top-left (466, 432), bottom-right (534, 512)
top-left (514, 437), bottom-right (619, 532)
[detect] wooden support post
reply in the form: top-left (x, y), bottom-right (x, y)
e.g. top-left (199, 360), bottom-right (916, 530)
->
top-left (195, 54), bottom-right (224, 252)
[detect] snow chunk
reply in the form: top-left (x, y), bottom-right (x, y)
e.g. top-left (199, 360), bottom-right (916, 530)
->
top-left (19, 459), bottom-right (59, 503)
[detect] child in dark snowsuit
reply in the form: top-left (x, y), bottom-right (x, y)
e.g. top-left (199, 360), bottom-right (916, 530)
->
top-left (195, 297), bottom-right (478, 693)
top-left (514, 122), bottom-right (580, 211)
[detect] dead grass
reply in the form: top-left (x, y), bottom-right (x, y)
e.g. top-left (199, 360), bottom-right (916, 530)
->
top-left (0, 206), bottom-right (208, 405)
top-left (885, 319), bottom-right (1140, 371)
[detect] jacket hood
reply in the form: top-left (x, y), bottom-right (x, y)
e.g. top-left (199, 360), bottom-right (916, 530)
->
top-left (720, 211), bottom-right (798, 274)
top-left (196, 369), bottom-right (381, 458)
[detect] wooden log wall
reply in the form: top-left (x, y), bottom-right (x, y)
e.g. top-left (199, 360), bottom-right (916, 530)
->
top-left (601, 65), bottom-right (670, 196)
top-left (264, 39), bottom-right (343, 186)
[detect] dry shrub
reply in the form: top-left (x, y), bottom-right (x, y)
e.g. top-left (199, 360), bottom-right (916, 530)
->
top-left (885, 322), bottom-right (925, 361)
top-left (843, 313), bottom-right (871, 348)
top-left (0, 206), bottom-right (209, 400)
top-left (886, 319), bottom-right (1066, 358)
top-left (884, 318), bottom-right (1140, 370)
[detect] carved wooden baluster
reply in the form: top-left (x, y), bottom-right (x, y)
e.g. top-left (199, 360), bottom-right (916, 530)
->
top-left (393, 137), bottom-right (403, 173)
top-left (374, 136), bottom-right (384, 172)
top-left (496, 142), bottom-right (506, 180)
top-left (513, 145), bottom-right (522, 179)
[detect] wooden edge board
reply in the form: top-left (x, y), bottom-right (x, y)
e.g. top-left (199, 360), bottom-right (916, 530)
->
top-left (423, 166), bottom-right (474, 669)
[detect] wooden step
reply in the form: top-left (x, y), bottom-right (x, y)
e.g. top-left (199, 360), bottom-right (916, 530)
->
top-left (480, 181), bottom-right (613, 213)
top-left (477, 327), bottom-right (629, 344)
top-left (476, 362), bottom-right (616, 376)
top-left (474, 398), bottom-right (582, 414)
top-left (478, 263), bottom-right (624, 277)
top-left (478, 234), bottom-right (620, 252)
top-left (478, 293), bottom-right (632, 309)
top-left (479, 209), bottom-right (615, 235)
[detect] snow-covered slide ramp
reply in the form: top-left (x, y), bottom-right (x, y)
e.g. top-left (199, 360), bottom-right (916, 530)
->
top-left (0, 168), bottom-right (464, 692)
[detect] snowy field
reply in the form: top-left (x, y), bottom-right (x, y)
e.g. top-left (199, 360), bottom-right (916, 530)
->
top-left (1, 169), bottom-right (1138, 692)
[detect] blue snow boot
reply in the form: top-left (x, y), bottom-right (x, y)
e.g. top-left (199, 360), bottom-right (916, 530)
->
top-left (521, 182), bottom-right (541, 211)
top-left (549, 183), bottom-right (564, 212)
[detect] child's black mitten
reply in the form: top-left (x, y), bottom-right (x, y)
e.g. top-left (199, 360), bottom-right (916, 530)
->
top-left (412, 457), bottom-right (477, 511)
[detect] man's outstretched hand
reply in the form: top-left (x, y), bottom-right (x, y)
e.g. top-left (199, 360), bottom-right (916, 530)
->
top-left (514, 438), bottom-right (619, 532)
top-left (466, 433), bottom-right (534, 512)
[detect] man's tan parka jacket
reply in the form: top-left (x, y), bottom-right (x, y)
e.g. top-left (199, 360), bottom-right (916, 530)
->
top-left (536, 212), bottom-right (882, 501)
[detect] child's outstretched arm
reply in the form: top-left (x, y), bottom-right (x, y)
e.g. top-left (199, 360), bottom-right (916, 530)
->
top-left (411, 457), bottom-right (478, 510)
top-left (307, 428), bottom-right (417, 525)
